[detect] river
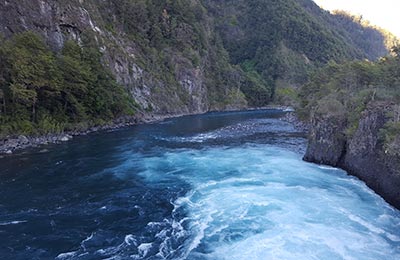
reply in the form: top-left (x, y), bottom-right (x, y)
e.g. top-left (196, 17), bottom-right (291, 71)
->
top-left (1, 109), bottom-right (399, 259)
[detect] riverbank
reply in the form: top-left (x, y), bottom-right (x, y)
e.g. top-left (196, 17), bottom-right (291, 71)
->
top-left (0, 113), bottom-right (177, 155)
top-left (0, 117), bottom-right (137, 155)
top-left (0, 106), bottom-right (296, 155)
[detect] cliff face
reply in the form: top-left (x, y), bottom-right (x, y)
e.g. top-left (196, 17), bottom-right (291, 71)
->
top-left (304, 102), bottom-right (400, 208)
top-left (303, 114), bottom-right (347, 166)
top-left (0, 0), bottom-right (247, 116)
top-left (1, 0), bottom-right (394, 118)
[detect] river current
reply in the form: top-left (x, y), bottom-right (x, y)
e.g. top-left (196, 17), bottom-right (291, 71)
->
top-left (1, 110), bottom-right (400, 260)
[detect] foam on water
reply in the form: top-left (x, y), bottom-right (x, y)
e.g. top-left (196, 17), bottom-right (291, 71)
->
top-left (153, 118), bottom-right (305, 152)
top-left (0, 220), bottom-right (27, 226)
top-left (56, 251), bottom-right (79, 259)
top-left (127, 145), bottom-right (400, 259)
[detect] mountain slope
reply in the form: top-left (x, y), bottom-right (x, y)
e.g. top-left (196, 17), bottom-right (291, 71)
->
top-left (0, 0), bottom-right (255, 136)
top-left (0, 0), bottom-right (396, 136)
top-left (203, 0), bottom-right (396, 98)
top-left (297, 0), bottom-right (398, 60)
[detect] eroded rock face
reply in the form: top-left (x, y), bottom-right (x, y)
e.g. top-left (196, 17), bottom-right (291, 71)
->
top-left (343, 103), bottom-right (400, 208)
top-left (304, 102), bottom-right (400, 208)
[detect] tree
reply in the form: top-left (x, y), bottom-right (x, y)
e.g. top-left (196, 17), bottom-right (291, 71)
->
top-left (0, 31), bottom-right (135, 136)
top-left (8, 32), bottom-right (61, 121)
top-left (9, 83), bottom-right (37, 118)
top-left (59, 40), bottom-right (91, 120)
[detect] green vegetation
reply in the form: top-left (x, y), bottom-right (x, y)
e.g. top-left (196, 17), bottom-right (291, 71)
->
top-left (0, 0), bottom-right (397, 138)
top-left (203, 0), bottom-right (397, 106)
top-left (0, 32), bottom-right (135, 137)
top-left (331, 10), bottom-right (398, 60)
top-left (98, 0), bottom-right (360, 108)
top-left (298, 47), bottom-right (400, 153)
top-left (94, 0), bottom-right (257, 108)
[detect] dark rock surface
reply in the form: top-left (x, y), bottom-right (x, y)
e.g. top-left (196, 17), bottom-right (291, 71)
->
top-left (342, 103), bottom-right (400, 208)
top-left (304, 114), bottom-right (347, 166)
top-left (304, 102), bottom-right (400, 209)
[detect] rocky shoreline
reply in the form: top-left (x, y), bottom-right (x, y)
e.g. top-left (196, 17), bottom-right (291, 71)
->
top-left (303, 102), bottom-right (400, 209)
top-left (0, 107), bottom-right (297, 156)
top-left (0, 112), bottom-right (185, 155)
top-left (0, 116), bottom-right (141, 155)
top-left (280, 111), bottom-right (310, 132)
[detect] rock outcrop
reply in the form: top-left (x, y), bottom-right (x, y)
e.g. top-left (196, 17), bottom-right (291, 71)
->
top-left (304, 102), bottom-right (400, 208)
top-left (304, 114), bottom-right (347, 166)
top-left (0, 0), bottom-right (247, 116)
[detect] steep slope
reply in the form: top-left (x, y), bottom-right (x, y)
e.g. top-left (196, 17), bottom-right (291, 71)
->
top-left (0, 0), bottom-right (249, 118)
top-left (328, 11), bottom-right (397, 61)
top-left (203, 0), bottom-right (396, 102)
top-left (0, 0), bottom-right (395, 137)
top-left (297, 1), bottom-right (398, 60)
top-left (300, 52), bottom-right (400, 208)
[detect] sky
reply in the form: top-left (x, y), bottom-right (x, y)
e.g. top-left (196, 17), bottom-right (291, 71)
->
top-left (313, 0), bottom-right (400, 37)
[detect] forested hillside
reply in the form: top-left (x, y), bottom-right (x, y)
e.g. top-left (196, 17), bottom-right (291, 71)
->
top-left (0, 0), bottom-right (396, 137)
top-left (0, 0), bottom-right (254, 137)
top-left (0, 32), bottom-right (135, 136)
top-left (330, 10), bottom-right (398, 61)
top-left (296, 0), bottom-right (397, 60)
top-left (202, 0), bottom-right (397, 105)
top-left (299, 47), bottom-right (400, 207)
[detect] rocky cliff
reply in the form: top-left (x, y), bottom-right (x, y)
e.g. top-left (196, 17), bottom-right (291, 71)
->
top-left (1, 0), bottom-right (395, 120)
top-left (304, 102), bottom-right (400, 208)
top-left (0, 0), bottom-right (248, 117)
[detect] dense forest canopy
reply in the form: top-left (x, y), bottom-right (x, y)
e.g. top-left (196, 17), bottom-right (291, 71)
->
top-left (202, 0), bottom-right (397, 102)
top-left (0, 32), bottom-right (135, 137)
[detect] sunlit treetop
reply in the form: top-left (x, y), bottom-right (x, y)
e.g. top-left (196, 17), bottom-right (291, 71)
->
top-left (313, 0), bottom-right (400, 37)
